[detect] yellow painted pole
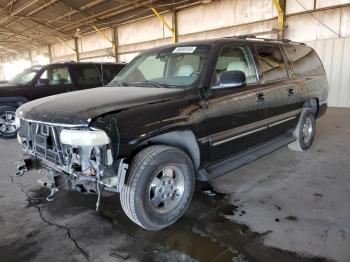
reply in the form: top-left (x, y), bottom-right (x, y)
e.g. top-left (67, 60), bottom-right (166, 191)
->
top-left (55, 37), bottom-right (76, 52)
top-left (150, 7), bottom-right (176, 43)
top-left (92, 25), bottom-right (113, 44)
top-left (273, 0), bottom-right (285, 39)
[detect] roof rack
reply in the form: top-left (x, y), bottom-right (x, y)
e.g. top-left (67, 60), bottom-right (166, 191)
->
top-left (56, 60), bottom-right (76, 63)
top-left (227, 35), bottom-right (305, 45)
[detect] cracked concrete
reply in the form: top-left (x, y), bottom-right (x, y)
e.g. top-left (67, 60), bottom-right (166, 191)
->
top-left (10, 175), bottom-right (89, 259)
top-left (0, 108), bottom-right (348, 261)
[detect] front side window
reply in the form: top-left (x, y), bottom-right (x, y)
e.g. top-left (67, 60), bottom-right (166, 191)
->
top-left (256, 45), bottom-right (288, 82)
top-left (111, 45), bottom-right (211, 88)
top-left (212, 45), bottom-right (258, 87)
top-left (75, 65), bottom-right (102, 85)
top-left (37, 66), bottom-right (72, 86)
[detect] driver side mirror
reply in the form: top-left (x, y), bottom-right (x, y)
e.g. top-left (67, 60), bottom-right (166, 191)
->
top-left (214, 70), bottom-right (247, 89)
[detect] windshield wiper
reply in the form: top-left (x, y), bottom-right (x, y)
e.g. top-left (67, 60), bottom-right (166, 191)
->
top-left (108, 81), bottom-right (129, 87)
top-left (130, 81), bottom-right (170, 88)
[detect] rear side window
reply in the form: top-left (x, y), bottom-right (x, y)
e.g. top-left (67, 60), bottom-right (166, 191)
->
top-left (256, 45), bottom-right (288, 82)
top-left (75, 65), bottom-right (102, 85)
top-left (284, 45), bottom-right (325, 77)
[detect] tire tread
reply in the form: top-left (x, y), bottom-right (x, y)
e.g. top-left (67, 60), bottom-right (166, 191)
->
top-left (120, 145), bottom-right (181, 229)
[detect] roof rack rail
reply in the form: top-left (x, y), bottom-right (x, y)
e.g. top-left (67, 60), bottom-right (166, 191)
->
top-left (57, 60), bottom-right (76, 63)
top-left (227, 35), bottom-right (305, 45)
top-left (234, 34), bottom-right (257, 39)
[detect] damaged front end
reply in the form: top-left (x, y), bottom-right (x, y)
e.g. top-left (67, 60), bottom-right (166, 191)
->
top-left (16, 118), bottom-right (128, 210)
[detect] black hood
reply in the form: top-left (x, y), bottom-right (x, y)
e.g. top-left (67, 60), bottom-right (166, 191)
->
top-left (17, 86), bottom-right (186, 127)
top-left (0, 83), bottom-right (21, 90)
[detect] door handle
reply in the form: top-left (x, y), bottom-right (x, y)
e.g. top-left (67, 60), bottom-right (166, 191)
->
top-left (287, 88), bottom-right (294, 96)
top-left (256, 92), bottom-right (265, 102)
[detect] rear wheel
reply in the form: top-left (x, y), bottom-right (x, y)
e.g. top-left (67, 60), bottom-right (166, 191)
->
top-left (0, 106), bottom-right (18, 139)
top-left (120, 145), bottom-right (195, 230)
top-left (288, 109), bottom-right (316, 152)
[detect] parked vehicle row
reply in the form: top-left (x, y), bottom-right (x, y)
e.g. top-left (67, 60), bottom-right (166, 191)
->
top-left (14, 36), bottom-right (328, 230)
top-left (0, 62), bottom-right (126, 138)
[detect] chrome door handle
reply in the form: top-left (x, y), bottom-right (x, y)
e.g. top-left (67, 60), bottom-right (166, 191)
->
top-left (287, 88), bottom-right (294, 96)
top-left (256, 93), bottom-right (265, 102)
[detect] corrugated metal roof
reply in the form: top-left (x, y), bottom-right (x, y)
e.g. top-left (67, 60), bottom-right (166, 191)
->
top-left (0, 0), bottom-right (202, 57)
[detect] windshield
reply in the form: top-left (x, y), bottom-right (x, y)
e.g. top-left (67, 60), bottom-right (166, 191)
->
top-left (110, 45), bottom-right (211, 88)
top-left (10, 68), bottom-right (40, 85)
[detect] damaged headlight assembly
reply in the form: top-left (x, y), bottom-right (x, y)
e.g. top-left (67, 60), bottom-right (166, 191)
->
top-left (60, 129), bottom-right (109, 146)
top-left (17, 123), bottom-right (127, 211)
top-left (60, 128), bottom-right (127, 211)
top-left (58, 128), bottom-right (112, 210)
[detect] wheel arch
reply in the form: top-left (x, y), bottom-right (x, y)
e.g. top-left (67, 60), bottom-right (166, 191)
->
top-left (303, 97), bottom-right (319, 116)
top-left (130, 130), bottom-right (201, 170)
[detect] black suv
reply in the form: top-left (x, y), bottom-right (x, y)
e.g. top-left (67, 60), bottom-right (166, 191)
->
top-left (16, 37), bottom-right (328, 230)
top-left (0, 62), bottom-right (126, 138)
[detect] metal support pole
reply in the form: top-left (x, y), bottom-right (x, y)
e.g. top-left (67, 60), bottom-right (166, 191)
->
top-left (28, 50), bottom-right (33, 65)
top-left (74, 37), bottom-right (80, 62)
top-left (112, 26), bottom-right (119, 61)
top-left (151, 7), bottom-right (176, 43)
top-left (172, 8), bottom-right (178, 43)
top-left (273, 0), bottom-right (286, 39)
top-left (0, 57), bottom-right (5, 81)
top-left (48, 44), bottom-right (53, 63)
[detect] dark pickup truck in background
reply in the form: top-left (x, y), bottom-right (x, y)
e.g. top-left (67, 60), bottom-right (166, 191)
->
top-left (0, 62), bottom-right (126, 138)
top-left (16, 37), bottom-right (328, 230)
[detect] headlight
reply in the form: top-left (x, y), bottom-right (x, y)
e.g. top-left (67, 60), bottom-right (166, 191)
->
top-left (60, 129), bottom-right (109, 146)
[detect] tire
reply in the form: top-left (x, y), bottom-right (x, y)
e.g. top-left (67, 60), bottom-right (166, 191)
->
top-left (288, 109), bottom-right (316, 152)
top-left (120, 145), bottom-right (195, 230)
top-left (0, 106), bottom-right (18, 139)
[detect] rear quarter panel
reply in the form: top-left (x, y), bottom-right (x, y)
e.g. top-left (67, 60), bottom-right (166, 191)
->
top-left (283, 44), bottom-right (329, 117)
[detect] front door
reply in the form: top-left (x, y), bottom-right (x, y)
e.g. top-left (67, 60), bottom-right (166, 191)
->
top-left (30, 65), bottom-right (76, 100)
top-left (205, 44), bottom-right (268, 163)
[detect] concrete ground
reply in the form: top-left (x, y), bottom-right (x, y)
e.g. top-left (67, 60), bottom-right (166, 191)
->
top-left (0, 108), bottom-right (349, 262)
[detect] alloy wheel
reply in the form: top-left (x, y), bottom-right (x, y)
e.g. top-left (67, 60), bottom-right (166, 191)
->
top-left (0, 112), bottom-right (17, 135)
top-left (149, 166), bottom-right (185, 213)
top-left (302, 116), bottom-right (313, 143)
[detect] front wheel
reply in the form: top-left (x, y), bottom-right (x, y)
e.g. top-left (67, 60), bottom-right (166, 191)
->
top-left (120, 145), bottom-right (195, 230)
top-left (288, 109), bottom-right (316, 152)
top-left (0, 106), bottom-right (18, 139)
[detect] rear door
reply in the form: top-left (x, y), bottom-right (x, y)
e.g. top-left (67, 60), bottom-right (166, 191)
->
top-left (205, 44), bottom-right (268, 163)
top-left (30, 65), bottom-right (76, 100)
top-left (254, 44), bottom-right (300, 140)
top-left (74, 64), bottom-right (103, 90)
